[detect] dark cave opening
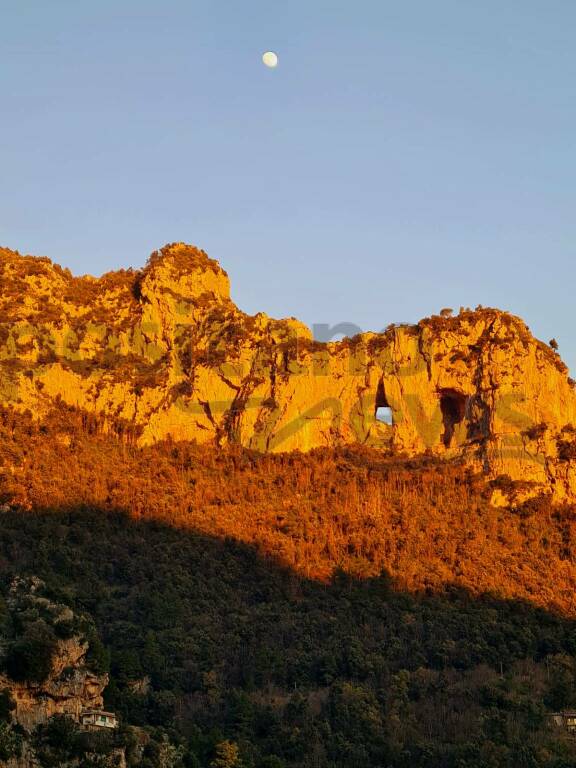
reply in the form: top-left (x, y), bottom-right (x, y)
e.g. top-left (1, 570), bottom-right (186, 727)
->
top-left (439, 389), bottom-right (467, 447)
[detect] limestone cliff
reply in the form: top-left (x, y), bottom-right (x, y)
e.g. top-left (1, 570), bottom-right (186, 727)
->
top-left (1, 243), bottom-right (576, 500)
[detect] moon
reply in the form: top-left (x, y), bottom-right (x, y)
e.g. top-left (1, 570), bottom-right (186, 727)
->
top-left (262, 51), bottom-right (279, 69)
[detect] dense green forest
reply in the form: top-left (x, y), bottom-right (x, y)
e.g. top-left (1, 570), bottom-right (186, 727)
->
top-left (1, 406), bottom-right (576, 766)
top-left (2, 508), bottom-right (576, 767)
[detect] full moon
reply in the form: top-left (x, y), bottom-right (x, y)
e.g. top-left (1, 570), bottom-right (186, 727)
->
top-left (262, 51), bottom-right (279, 69)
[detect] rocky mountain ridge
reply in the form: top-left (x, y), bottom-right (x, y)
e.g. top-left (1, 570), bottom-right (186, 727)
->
top-left (2, 242), bottom-right (576, 501)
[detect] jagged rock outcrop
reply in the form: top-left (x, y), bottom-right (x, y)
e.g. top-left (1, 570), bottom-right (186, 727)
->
top-left (0, 577), bottom-right (116, 766)
top-left (1, 243), bottom-right (576, 500)
top-left (0, 577), bottom-right (108, 734)
top-left (0, 638), bottom-right (106, 733)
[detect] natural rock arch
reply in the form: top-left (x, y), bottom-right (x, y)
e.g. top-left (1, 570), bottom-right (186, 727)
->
top-left (375, 380), bottom-right (393, 426)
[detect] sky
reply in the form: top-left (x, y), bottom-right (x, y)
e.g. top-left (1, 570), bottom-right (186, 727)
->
top-left (1, 1), bottom-right (575, 371)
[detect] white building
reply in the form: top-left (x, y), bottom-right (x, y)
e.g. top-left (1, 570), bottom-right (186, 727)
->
top-left (79, 710), bottom-right (118, 730)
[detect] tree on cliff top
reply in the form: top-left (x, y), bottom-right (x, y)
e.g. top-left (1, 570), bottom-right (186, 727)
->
top-left (5, 625), bottom-right (57, 684)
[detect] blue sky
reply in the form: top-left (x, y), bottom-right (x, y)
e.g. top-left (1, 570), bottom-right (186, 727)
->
top-left (1, 1), bottom-right (575, 371)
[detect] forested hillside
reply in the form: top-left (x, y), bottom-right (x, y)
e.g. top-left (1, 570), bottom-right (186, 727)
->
top-left (1, 405), bottom-right (576, 766)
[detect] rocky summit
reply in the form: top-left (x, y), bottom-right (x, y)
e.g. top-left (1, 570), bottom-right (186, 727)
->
top-left (1, 242), bottom-right (576, 501)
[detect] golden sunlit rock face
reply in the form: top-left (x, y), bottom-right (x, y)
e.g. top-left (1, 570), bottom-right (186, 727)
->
top-left (2, 242), bottom-right (576, 500)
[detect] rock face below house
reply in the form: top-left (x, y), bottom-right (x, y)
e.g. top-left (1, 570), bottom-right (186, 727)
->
top-left (0, 576), bottom-right (108, 733)
top-left (1, 242), bottom-right (576, 500)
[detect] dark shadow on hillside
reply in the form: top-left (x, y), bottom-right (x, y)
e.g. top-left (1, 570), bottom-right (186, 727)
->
top-left (2, 505), bottom-right (576, 766)
top-left (0, 505), bottom-right (573, 681)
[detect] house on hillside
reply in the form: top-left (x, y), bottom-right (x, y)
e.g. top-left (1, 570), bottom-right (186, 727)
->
top-left (549, 712), bottom-right (576, 733)
top-left (80, 709), bottom-right (118, 730)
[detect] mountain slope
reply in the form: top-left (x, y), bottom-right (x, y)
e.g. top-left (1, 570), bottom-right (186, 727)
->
top-left (1, 414), bottom-right (576, 767)
top-left (2, 244), bottom-right (576, 767)
top-left (1, 404), bottom-right (575, 615)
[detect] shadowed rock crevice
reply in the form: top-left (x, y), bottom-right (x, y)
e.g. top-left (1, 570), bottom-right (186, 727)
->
top-left (439, 389), bottom-right (468, 447)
